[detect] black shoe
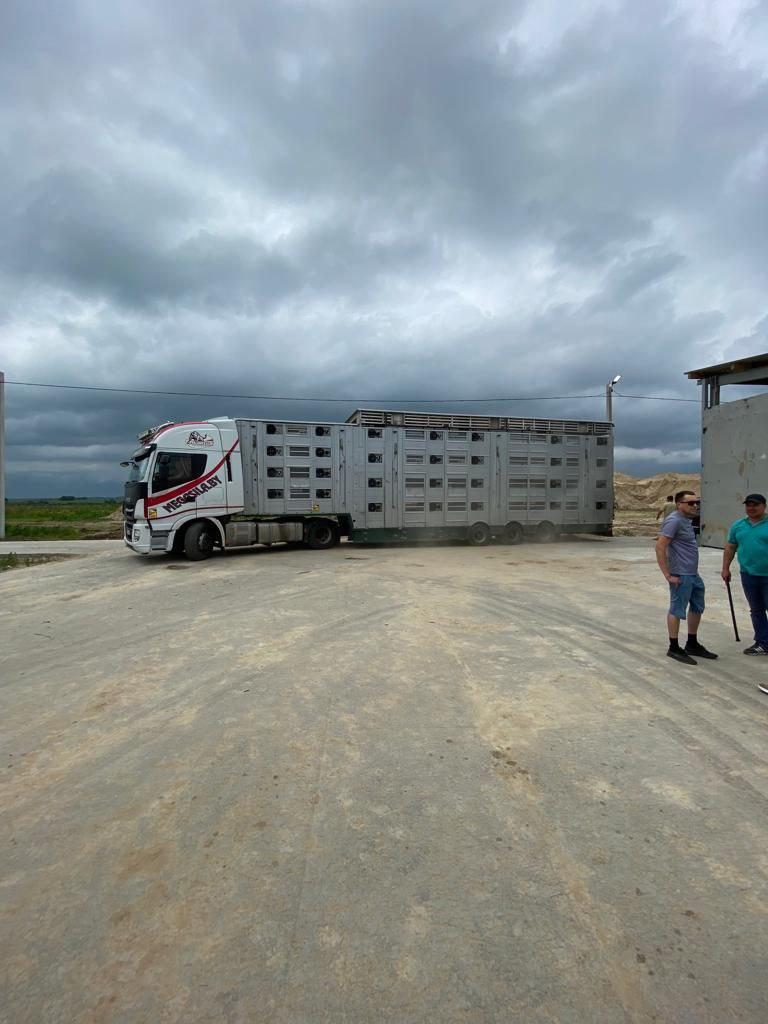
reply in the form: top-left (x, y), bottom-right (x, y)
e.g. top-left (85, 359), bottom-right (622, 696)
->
top-left (758, 682), bottom-right (768, 695)
top-left (744, 643), bottom-right (768, 655)
top-left (685, 642), bottom-right (718, 660)
top-left (667, 648), bottom-right (697, 665)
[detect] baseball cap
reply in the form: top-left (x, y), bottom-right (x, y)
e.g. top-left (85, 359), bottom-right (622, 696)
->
top-left (744, 493), bottom-right (767, 504)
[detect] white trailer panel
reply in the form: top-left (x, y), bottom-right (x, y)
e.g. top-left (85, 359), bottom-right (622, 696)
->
top-left (235, 411), bottom-right (613, 539)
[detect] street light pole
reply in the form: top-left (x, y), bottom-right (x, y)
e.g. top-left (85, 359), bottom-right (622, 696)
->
top-left (606, 374), bottom-right (622, 422)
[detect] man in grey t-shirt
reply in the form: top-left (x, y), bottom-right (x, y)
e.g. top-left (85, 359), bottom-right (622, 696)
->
top-left (655, 490), bottom-right (718, 664)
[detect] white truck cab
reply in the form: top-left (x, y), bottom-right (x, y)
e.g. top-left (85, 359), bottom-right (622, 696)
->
top-left (123, 419), bottom-right (244, 557)
top-left (122, 418), bottom-right (346, 559)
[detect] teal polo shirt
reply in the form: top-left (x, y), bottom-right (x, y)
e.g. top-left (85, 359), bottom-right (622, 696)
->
top-left (727, 515), bottom-right (768, 576)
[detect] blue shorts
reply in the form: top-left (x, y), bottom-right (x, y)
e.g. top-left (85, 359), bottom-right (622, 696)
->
top-left (668, 574), bottom-right (705, 619)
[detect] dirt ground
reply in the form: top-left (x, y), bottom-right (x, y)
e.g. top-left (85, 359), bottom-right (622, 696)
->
top-left (0, 553), bottom-right (73, 572)
top-left (1, 537), bottom-right (766, 1023)
top-left (612, 509), bottom-right (663, 537)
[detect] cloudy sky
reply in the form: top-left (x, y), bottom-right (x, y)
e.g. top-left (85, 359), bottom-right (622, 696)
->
top-left (3, 0), bottom-right (768, 497)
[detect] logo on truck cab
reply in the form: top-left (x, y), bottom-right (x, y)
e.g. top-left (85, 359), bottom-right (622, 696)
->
top-left (186, 430), bottom-right (214, 447)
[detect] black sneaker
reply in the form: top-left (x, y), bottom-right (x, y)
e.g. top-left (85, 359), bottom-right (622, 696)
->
top-left (685, 642), bottom-right (718, 660)
top-left (667, 648), bottom-right (697, 665)
top-left (758, 682), bottom-right (768, 695)
top-left (744, 643), bottom-right (768, 655)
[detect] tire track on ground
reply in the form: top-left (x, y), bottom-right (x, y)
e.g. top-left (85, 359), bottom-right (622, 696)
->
top-left (446, 584), bottom-right (768, 813)
top-left (409, 590), bottom-right (655, 1024)
top-left (479, 589), bottom-right (768, 771)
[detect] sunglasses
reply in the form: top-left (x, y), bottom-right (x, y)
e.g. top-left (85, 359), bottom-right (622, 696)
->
top-left (745, 501), bottom-right (763, 507)
top-left (681, 500), bottom-right (700, 506)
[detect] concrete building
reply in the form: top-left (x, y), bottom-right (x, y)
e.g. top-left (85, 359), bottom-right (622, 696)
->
top-left (686, 352), bottom-right (768, 547)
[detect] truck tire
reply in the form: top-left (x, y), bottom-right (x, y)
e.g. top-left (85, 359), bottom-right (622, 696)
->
top-left (467, 522), bottom-right (491, 546)
top-left (535, 521), bottom-right (558, 543)
top-left (183, 521), bottom-right (216, 560)
top-left (505, 521), bottom-right (524, 545)
top-left (305, 520), bottom-right (338, 550)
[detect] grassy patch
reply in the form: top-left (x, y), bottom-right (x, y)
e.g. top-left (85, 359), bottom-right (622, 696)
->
top-left (7, 501), bottom-right (120, 523)
top-left (5, 524), bottom-right (84, 539)
top-left (4, 500), bottom-right (123, 540)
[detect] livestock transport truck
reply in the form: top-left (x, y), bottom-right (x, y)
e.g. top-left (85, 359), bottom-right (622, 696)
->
top-left (122, 409), bottom-right (614, 560)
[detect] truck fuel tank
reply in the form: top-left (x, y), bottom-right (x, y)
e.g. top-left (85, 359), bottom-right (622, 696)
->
top-left (225, 521), bottom-right (303, 546)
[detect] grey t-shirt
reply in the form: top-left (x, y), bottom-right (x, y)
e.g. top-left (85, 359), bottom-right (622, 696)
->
top-left (660, 511), bottom-right (699, 575)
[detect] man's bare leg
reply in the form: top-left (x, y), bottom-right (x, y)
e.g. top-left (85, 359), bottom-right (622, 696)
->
top-left (686, 611), bottom-right (702, 638)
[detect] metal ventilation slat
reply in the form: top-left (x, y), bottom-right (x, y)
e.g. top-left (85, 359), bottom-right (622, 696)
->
top-left (346, 409), bottom-right (610, 435)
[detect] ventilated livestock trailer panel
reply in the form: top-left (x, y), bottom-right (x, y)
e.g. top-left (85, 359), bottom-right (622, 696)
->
top-left (235, 411), bottom-right (613, 539)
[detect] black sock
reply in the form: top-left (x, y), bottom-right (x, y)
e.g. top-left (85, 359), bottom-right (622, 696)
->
top-left (669, 638), bottom-right (680, 650)
top-left (686, 634), bottom-right (697, 647)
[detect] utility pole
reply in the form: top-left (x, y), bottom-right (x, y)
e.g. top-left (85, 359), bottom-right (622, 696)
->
top-left (0, 371), bottom-right (5, 539)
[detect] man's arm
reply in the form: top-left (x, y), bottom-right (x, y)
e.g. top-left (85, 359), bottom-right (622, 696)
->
top-left (722, 541), bottom-right (737, 582)
top-left (655, 535), bottom-right (679, 584)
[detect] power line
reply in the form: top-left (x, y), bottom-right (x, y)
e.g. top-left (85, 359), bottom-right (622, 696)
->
top-left (615, 392), bottom-right (698, 404)
top-left (3, 379), bottom-right (699, 404)
top-left (2, 380), bottom-right (603, 402)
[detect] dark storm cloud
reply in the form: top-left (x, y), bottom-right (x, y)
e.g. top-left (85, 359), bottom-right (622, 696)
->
top-left (3, 0), bottom-right (768, 494)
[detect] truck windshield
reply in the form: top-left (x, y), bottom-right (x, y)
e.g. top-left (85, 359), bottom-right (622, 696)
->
top-left (128, 459), bottom-right (151, 483)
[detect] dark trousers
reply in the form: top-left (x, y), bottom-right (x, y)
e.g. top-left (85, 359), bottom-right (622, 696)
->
top-left (740, 571), bottom-right (768, 646)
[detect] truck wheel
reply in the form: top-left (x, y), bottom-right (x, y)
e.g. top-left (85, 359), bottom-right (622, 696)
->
top-left (305, 520), bottom-right (338, 550)
top-left (467, 522), bottom-right (491, 546)
top-left (535, 521), bottom-right (558, 544)
top-left (184, 521), bottom-right (216, 560)
top-left (505, 522), bottom-right (524, 545)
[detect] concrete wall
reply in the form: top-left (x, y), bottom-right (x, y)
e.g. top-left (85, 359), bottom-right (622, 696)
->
top-left (701, 391), bottom-right (768, 547)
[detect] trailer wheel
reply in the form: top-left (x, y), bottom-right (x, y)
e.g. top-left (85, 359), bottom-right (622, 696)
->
top-left (467, 522), bottom-right (491, 546)
top-left (183, 521), bottom-right (216, 560)
top-left (505, 521), bottom-right (524, 545)
top-left (535, 521), bottom-right (558, 543)
top-left (305, 520), bottom-right (339, 550)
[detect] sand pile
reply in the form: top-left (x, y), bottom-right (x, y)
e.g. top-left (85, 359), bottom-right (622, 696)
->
top-left (615, 471), bottom-right (701, 512)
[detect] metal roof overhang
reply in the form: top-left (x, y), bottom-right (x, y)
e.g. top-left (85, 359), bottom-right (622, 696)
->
top-left (686, 352), bottom-right (768, 385)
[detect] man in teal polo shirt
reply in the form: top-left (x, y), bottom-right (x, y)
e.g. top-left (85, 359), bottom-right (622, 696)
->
top-left (721, 495), bottom-right (768, 681)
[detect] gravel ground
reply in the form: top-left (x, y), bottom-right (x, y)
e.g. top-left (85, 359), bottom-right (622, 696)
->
top-left (2, 537), bottom-right (767, 1024)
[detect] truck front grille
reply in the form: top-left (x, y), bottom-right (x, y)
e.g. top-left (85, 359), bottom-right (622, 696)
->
top-left (123, 506), bottom-right (135, 542)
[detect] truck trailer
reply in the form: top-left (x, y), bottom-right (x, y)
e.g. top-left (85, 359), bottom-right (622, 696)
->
top-left (122, 409), bottom-right (614, 559)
